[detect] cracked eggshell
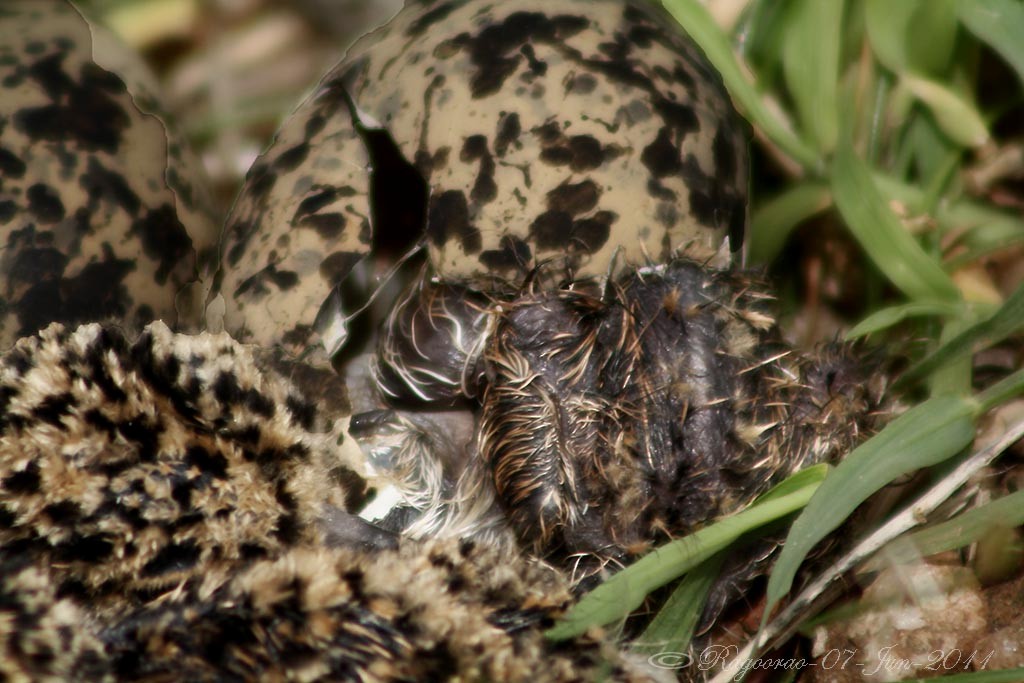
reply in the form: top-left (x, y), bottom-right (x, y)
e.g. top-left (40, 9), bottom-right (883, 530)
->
top-left (216, 68), bottom-right (371, 357)
top-left (0, 0), bottom-right (219, 347)
top-left (217, 0), bottom-right (747, 357)
top-left (350, 0), bottom-right (749, 279)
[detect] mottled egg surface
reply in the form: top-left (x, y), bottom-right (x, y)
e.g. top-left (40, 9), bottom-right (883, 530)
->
top-left (217, 0), bottom-right (747, 358)
top-left (0, 0), bottom-right (218, 348)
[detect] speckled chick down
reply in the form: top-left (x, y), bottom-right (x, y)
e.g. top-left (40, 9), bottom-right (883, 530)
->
top-left (217, 0), bottom-right (747, 358)
top-left (0, 323), bottom-right (662, 682)
top-left (0, 322), bottom-right (364, 613)
top-left (0, 1), bottom-right (218, 347)
top-left (0, 553), bottom-right (110, 683)
top-left (104, 540), bottom-right (661, 682)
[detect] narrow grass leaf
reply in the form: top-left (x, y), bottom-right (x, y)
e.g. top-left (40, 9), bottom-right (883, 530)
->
top-left (781, 0), bottom-right (842, 153)
top-left (764, 395), bottom-right (976, 623)
top-left (865, 0), bottom-right (957, 76)
top-left (864, 0), bottom-right (919, 72)
top-left (754, 464), bottom-right (830, 504)
top-left (901, 74), bottom-right (990, 148)
top-left (831, 143), bottom-right (960, 303)
top-left (946, 219), bottom-right (1024, 269)
top-left (870, 172), bottom-right (1024, 245)
top-left (632, 554), bottom-right (723, 656)
top-left (899, 280), bottom-right (1024, 386)
top-left (904, 0), bottom-right (958, 75)
top-left (547, 474), bottom-right (824, 640)
top-left (975, 365), bottom-right (1024, 414)
top-left (866, 489), bottom-right (1024, 571)
top-left (846, 300), bottom-right (962, 338)
top-left (661, 0), bottom-right (821, 170)
top-left (957, 0), bottom-right (1024, 88)
top-left (748, 183), bottom-right (831, 265)
top-left (903, 115), bottom-right (960, 196)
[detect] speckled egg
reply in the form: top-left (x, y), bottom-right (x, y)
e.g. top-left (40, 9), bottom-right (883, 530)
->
top-left (216, 0), bottom-right (747, 358)
top-left (0, 0), bottom-right (219, 347)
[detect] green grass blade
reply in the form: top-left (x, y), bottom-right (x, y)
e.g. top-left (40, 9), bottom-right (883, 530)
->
top-left (547, 471), bottom-right (826, 641)
top-left (905, 0), bottom-right (958, 75)
top-left (781, 0), bottom-right (843, 153)
top-left (661, 0), bottom-right (821, 170)
top-left (866, 0), bottom-right (958, 76)
top-left (831, 142), bottom-right (960, 303)
top-left (748, 184), bottom-right (831, 265)
top-left (755, 463), bottom-right (831, 504)
top-left (957, 0), bottom-right (1024, 88)
top-left (901, 73), bottom-right (990, 148)
top-left (845, 300), bottom-right (963, 338)
top-left (975, 365), bottom-right (1024, 413)
top-left (764, 395), bottom-right (976, 623)
top-left (866, 488), bottom-right (1024, 571)
top-left (899, 280), bottom-right (1024, 386)
top-left (632, 553), bottom-right (723, 656)
top-left (636, 468), bottom-right (828, 656)
top-left (864, 0), bottom-right (920, 72)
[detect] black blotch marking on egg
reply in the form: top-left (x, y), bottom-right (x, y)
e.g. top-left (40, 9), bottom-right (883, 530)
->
top-left (546, 180), bottom-right (599, 216)
top-left (442, 12), bottom-right (588, 98)
top-left (565, 72), bottom-right (597, 95)
top-left (15, 52), bottom-right (131, 154)
top-left (571, 211), bottom-right (614, 253)
top-left (26, 183), bottom-right (65, 224)
top-left (406, 1), bottom-right (459, 37)
top-left (242, 162), bottom-right (277, 205)
top-left (653, 98), bottom-right (699, 135)
top-left (9, 241), bottom-right (68, 288)
top-left (0, 201), bottom-right (17, 224)
top-left (494, 112), bottom-right (521, 157)
top-left (479, 235), bottom-right (532, 272)
top-left (234, 263), bottom-right (301, 302)
top-left (319, 251), bottom-right (363, 286)
top-left (14, 246), bottom-right (134, 337)
top-left (293, 188), bottom-right (350, 240)
top-left (641, 128), bottom-right (681, 178)
top-left (460, 135), bottom-right (497, 204)
top-left (712, 126), bottom-right (737, 183)
top-left (272, 142), bottom-right (310, 172)
top-left (532, 117), bottom-right (617, 172)
top-left (130, 204), bottom-right (194, 285)
top-left (529, 208), bottom-right (614, 254)
top-left (680, 155), bottom-right (726, 228)
top-left (427, 190), bottom-right (481, 254)
top-left (81, 158), bottom-right (141, 216)
top-left (530, 211), bottom-right (571, 248)
top-left (519, 44), bottom-right (547, 78)
top-left (0, 147), bottom-right (27, 178)
top-left (647, 178), bottom-right (675, 201)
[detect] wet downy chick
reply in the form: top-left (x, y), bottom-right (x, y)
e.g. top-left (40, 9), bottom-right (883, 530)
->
top-left (374, 261), bottom-right (885, 583)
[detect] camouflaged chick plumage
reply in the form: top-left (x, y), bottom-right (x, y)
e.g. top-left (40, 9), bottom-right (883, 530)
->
top-left (0, 322), bottom-right (663, 683)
